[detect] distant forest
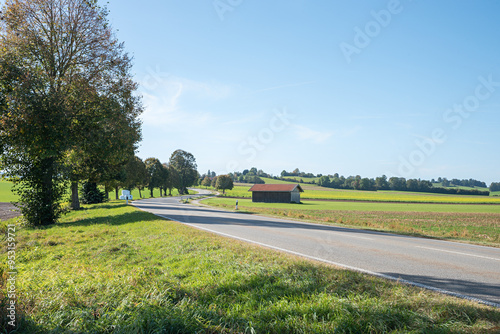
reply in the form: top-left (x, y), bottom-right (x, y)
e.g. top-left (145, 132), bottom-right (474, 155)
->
top-left (202, 168), bottom-right (498, 196)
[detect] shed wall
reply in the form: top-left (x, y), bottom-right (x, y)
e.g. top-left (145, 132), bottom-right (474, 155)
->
top-left (290, 189), bottom-right (301, 203)
top-left (252, 192), bottom-right (291, 203)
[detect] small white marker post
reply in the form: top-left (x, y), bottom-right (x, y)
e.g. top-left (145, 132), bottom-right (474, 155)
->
top-left (235, 200), bottom-right (238, 210)
top-left (119, 190), bottom-right (133, 205)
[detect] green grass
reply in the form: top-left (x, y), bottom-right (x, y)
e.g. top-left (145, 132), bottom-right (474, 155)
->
top-left (0, 180), bottom-right (18, 202)
top-left (1, 202), bottom-right (499, 333)
top-left (432, 182), bottom-right (491, 191)
top-left (203, 198), bottom-right (500, 247)
top-left (220, 184), bottom-right (500, 204)
top-left (207, 198), bottom-right (500, 214)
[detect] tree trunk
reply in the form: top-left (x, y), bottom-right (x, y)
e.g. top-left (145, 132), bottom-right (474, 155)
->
top-left (40, 157), bottom-right (56, 225)
top-left (115, 187), bottom-right (119, 200)
top-left (71, 181), bottom-right (80, 210)
top-left (138, 187), bottom-right (142, 198)
top-left (104, 185), bottom-right (110, 200)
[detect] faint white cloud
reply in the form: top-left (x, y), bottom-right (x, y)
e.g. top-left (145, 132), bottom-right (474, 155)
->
top-left (455, 139), bottom-right (489, 145)
top-left (351, 114), bottom-right (388, 120)
top-left (139, 75), bottom-right (231, 127)
top-left (339, 126), bottom-right (362, 137)
top-left (251, 81), bottom-right (315, 94)
top-left (394, 122), bottom-right (413, 130)
top-left (222, 111), bottom-right (267, 126)
top-left (419, 165), bottom-right (451, 175)
top-left (293, 125), bottom-right (333, 144)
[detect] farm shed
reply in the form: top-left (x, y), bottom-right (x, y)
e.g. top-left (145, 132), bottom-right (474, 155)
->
top-left (248, 184), bottom-right (304, 203)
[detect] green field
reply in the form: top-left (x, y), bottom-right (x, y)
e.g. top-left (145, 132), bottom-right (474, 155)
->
top-left (221, 184), bottom-right (500, 204)
top-left (0, 180), bottom-right (18, 202)
top-left (203, 198), bottom-right (500, 247)
top-left (2, 202), bottom-right (499, 333)
top-left (208, 198), bottom-right (500, 214)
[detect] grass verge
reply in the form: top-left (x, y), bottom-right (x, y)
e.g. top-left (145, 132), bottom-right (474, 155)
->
top-left (1, 202), bottom-right (499, 333)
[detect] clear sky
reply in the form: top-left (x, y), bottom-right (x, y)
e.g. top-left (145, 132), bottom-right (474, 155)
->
top-left (104, 0), bottom-right (500, 184)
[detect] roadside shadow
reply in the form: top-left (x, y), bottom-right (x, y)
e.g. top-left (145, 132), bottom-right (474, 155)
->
top-left (134, 203), bottom-right (416, 239)
top-left (83, 203), bottom-right (129, 210)
top-left (52, 210), bottom-right (159, 229)
top-left (381, 272), bottom-right (500, 307)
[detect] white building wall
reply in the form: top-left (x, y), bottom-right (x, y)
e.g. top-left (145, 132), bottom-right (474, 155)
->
top-left (291, 189), bottom-right (301, 203)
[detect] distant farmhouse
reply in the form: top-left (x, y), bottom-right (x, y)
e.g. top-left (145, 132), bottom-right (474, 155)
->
top-left (248, 184), bottom-right (303, 203)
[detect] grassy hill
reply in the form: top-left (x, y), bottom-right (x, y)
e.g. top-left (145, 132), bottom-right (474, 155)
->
top-left (221, 183), bottom-right (500, 204)
top-left (432, 182), bottom-right (490, 191)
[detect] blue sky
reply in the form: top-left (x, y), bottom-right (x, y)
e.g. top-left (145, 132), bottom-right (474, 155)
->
top-left (104, 0), bottom-right (500, 184)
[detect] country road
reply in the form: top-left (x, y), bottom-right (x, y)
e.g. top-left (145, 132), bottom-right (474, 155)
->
top-left (132, 190), bottom-right (500, 308)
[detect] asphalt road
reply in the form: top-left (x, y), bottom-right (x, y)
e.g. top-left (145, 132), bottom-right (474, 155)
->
top-left (132, 190), bottom-right (500, 308)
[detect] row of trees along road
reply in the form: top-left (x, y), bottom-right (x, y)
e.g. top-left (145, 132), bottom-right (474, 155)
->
top-left (0, 0), bottom-right (142, 226)
top-left (137, 150), bottom-right (199, 198)
top-left (200, 174), bottom-right (234, 194)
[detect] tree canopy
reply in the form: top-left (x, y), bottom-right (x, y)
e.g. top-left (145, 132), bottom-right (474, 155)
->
top-left (215, 175), bottom-right (234, 194)
top-left (0, 0), bottom-right (142, 225)
top-left (169, 150), bottom-right (198, 195)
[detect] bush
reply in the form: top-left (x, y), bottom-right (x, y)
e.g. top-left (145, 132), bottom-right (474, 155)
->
top-left (80, 182), bottom-right (106, 204)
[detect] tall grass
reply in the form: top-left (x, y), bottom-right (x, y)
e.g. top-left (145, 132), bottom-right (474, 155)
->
top-left (1, 202), bottom-right (499, 333)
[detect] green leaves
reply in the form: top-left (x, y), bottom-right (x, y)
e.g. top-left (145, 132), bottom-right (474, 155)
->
top-left (169, 150), bottom-right (198, 195)
top-left (0, 0), bottom-right (142, 225)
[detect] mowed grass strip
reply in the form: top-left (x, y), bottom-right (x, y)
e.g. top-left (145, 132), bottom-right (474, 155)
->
top-left (203, 198), bottom-right (500, 247)
top-left (1, 202), bottom-right (499, 333)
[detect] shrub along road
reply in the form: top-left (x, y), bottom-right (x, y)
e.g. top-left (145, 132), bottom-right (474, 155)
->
top-left (132, 190), bottom-right (500, 308)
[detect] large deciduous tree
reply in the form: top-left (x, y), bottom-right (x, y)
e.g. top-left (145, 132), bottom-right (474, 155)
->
top-left (121, 156), bottom-right (148, 198)
top-left (215, 175), bottom-right (233, 194)
top-left (168, 150), bottom-right (198, 195)
top-left (201, 176), bottom-right (211, 188)
top-left (0, 0), bottom-right (142, 225)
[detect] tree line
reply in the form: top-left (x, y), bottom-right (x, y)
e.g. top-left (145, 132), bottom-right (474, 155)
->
top-left (200, 173), bottom-right (235, 194)
top-left (110, 150), bottom-right (198, 200)
top-left (210, 166), bottom-right (496, 196)
top-left (316, 175), bottom-right (490, 195)
top-left (490, 183), bottom-right (500, 192)
top-left (0, 0), bottom-right (145, 226)
top-left (434, 177), bottom-right (487, 188)
top-left (0, 2), bottom-right (203, 225)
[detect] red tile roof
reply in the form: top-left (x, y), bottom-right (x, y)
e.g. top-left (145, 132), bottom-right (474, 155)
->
top-left (248, 184), bottom-right (304, 192)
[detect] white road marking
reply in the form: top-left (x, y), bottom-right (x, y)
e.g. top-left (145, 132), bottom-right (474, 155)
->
top-left (149, 212), bottom-right (500, 309)
top-left (416, 246), bottom-right (500, 262)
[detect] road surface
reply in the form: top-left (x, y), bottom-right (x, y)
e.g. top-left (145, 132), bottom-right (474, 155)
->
top-left (132, 190), bottom-right (500, 308)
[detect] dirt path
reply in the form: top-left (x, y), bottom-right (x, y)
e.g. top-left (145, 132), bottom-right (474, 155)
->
top-left (0, 202), bottom-right (21, 220)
